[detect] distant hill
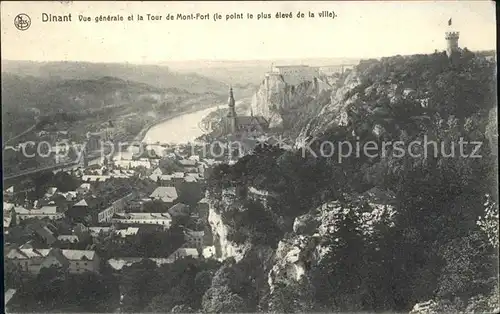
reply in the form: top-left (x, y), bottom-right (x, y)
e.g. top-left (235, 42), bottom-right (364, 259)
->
top-left (1, 73), bottom-right (222, 141)
top-left (1, 73), bottom-right (181, 114)
top-left (166, 58), bottom-right (360, 86)
top-left (1, 60), bottom-right (229, 94)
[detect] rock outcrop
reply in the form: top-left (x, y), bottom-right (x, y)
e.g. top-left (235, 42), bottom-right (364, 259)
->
top-left (251, 73), bottom-right (332, 130)
top-left (267, 189), bottom-right (397, 300)
top-left (206, 189), bottom-right (249, 262)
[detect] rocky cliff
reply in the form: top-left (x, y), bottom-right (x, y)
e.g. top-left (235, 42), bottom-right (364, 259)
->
top-left (206, 52), bottom-right (498, 313)
top-left (267, 189), bottom-right (397, 302)
top-left (208, 204), bottom-right (249, 262)
top-left (250, 73), bottom-right (333, 132)
top-left (206, 188), bottom-right (250, 262)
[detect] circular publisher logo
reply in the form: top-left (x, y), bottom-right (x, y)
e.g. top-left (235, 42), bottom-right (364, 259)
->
top-left (14, 13), bottom-right (31, 31)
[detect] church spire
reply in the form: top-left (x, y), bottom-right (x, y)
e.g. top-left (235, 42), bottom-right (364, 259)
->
top-left (226, 85), bottom-right (237, 134)
top-left (228, 86), bottom-right (235, 108)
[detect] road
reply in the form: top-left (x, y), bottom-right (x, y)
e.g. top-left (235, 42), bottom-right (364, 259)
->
top-left (2, 123), bottom-right (37, 149)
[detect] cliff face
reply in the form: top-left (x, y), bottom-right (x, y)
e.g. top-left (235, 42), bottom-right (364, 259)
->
top-left (208, 204), bottom-right (248, 262)
top-left (267, 191), bottom-right (397, 299)
top-left (206, 189), bottom-right (249, 262)
top-left (207, 53), bottom-right (497, 312)
top-left (251, 74), bottom-right (332, 131)
top-left (297, 69), bottom-right (361, 140)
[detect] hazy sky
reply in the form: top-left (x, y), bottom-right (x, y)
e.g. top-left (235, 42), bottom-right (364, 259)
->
top-left (1, 1), bottom-right (496, 63)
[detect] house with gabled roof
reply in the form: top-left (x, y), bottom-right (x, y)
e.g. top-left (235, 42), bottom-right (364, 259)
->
top-left (183, 229), bottom-right (204, 249)
top-left (167, 203), bottom-right (190, 218)
top-left (167, 247), bottom-right (200, 262)
top-left (77, 183), bottom-right (93, 195)
top-left (44, 187), bottom-right (58, 199)
top-left (5, 288), bottom-right (17, 312)
top-left (4, 186), bottom-right (15, 197)
top-left (150, 187), bottom-right (178, 207)
top-left (6, 248), bottom-right (100, 274)
top-left (149, 167), bottom-right (164, 181)
top-left (158, 175), bottom-right (174, 186)
top-left (66, 198), bottom-right (91, 222)
top-left (57, 235), bottom-right (80, 244)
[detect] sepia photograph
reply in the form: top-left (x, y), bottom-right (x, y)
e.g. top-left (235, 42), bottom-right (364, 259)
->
top-left (1, 1), bottom-right (498, 313)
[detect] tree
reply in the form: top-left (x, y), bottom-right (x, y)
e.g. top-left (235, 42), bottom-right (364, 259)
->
top-left (4, 261), bottom-right (27, 290)
top-left (119, 259), bottom-right (160, 312)
top-left (201, 285), bottom-right (246, 313)
top-left (268, 280), bottom-right (315, 313)
top-left (311, 203), bottom-right (367, 311)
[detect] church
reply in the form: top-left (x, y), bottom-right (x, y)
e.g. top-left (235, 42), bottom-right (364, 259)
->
top-left (224, 87), bottom-right (269, 137)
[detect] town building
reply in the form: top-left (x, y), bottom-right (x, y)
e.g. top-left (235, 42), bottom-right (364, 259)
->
top-left (29, 223), bottom-right (57, 246)
top-left (184, 229), bottom-right (204, 249)
top-left (167, 203), bottom-right (190, 218)
top-left (114, 159), bottom-right (152, 170)
top-left (149, 168), bottom-right (164, 182)
top-left (87, 227), bottom-right (112, 238)
top-left (171, 172), bottom-right (185, 184)
top-left (113, 227), bottom-right (140, 244)
top-left (167, 247), bottom-right (200, 262)
top-left (178, 159), bottom-right (198, 169)
top-left (196, 198), bottom-right (210, 221)
top-left (111, 212), bottom-right (172, 228)
top-left (6, 248), bottom-right (100, 275)
top-left (150, 187), bottom-right (179, 206)
top-left (66, 198), bottom-right (90, 222)
top-left (82, 175), bottom-right (111, 182)
top-left (5, 288), bottom-right (17, 312)
top-left (56, 235), bottom-right (80, 245)
top-left (97, 192), bottom-right (136, 223)
top-left (107, 257), bottom-right (171, 271)
top-left (11, 206), bottom-right (64, 221)
top-left (44, 187), bottom-right (58, 199)
top-left (158, 174), bottom-right (174, 186)
top-left (4, 186), bottom-right (15, 199)
top-left (76, 183), bottom-right (92, 195)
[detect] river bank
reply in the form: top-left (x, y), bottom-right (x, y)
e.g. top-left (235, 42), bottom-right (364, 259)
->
top-left (133, 102), bottom-right (223, 143)
top-left (139, 98), bottom-right (251, 145)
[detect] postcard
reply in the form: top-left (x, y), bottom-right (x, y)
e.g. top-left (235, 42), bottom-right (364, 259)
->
top-left (2, 1), bottom-right (498, 313)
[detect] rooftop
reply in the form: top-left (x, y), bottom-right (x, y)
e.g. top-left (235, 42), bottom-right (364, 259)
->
top-left (57, 235), bottom-right (79, 242)
top-left (115, 227), bottom-right (140, 237)
top-left (74, 199), bottom-right (89, 207)
top-left (6, 248), bottom-right (96, 261)
top-left (113, 212), bottom-right (172, 220)
top-left (107, 257), bottom-right (174, 270)
top-left (150, 187), bottom-right (178, 202)
top-left (82, 175), bottom-right (111, 182)
top-left (178, 159), bottom-right (197, 167)
top-left (5, 289), bottom-right (17, 305)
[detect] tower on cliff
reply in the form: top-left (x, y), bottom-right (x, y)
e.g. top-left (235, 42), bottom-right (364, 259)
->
top-left (226, 86), bottom-right (237, 134)
top-left (445, 18), bottom-right (460, 57)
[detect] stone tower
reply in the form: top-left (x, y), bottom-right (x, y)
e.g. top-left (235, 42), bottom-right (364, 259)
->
top-left (445, 18), bottom-right (459, 57)
top-left (445, 31), bottom-right (459, 57)
top-left (226, 86), bottom-right (237, 134)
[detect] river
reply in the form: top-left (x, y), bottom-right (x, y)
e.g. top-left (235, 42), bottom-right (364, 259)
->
top-left (141, 99), bottom-right (249, 145)
top-left (110, 100), bottom-right (248, 160)
top-left (141, 105), bottom-right (220, 145)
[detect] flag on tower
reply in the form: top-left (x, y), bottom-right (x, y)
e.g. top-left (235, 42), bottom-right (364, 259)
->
top-left (448, 18), bottom-right (452, 26)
